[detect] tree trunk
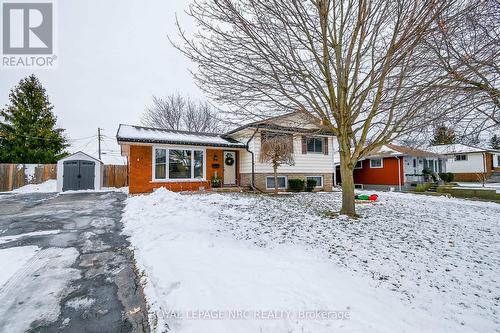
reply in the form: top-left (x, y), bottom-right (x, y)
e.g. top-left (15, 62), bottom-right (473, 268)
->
top-left (339, 154), bottom-right (356, 216)
top-left (273, 164), bottom-right (278, 194)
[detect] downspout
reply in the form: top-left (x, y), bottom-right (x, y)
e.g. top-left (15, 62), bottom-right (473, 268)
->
top-left (482, 152), bottom-right (487, 187)
top-left (332, 140), bottom-right (337, 187)
top-left (246, 127), bottom-right (259, 192)
top-left (396, 156), bottom-right (402, 192)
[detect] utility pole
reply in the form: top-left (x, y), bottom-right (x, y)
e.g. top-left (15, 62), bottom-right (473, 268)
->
top-left (98, 127), bottom-right (102, 160)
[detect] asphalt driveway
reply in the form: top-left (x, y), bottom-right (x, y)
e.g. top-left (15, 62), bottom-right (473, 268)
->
top-left (0, 191), bottom-right (149, 333)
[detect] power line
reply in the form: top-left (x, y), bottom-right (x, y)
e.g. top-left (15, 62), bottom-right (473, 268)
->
top-left (0, 133), bottom-right (97, 142)
top-left (68, 135), bottom-right (98, 142)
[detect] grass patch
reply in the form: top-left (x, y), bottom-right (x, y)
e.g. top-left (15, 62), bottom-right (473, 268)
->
top-left (413, 183), bottom-right (433, 192)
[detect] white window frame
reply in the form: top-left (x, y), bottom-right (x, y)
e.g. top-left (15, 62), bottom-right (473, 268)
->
top-left (354, 160), bottom-right (363, 169)
top-left (266, 176), bottom-right (288, 189)
top-left (152, 146), bottom-right (206, 182)
top-left (306, 175), bottom-right (323, 188)
top-left (455, 154), bottom-right (468, 161)
top-left (369, 158), bottom-right (383, 168)
top-left (306, 137), bottom-right (324, 154)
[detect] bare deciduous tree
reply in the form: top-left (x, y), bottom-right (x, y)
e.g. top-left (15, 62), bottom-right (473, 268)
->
top-left (427, 0), bottom-right (499, 128)
top-left (174, 0), bottom-right (456, 215)
top-left (142, 94), bottom-right (222, 133)
top-left (259, 134), bottom-right (294, 194)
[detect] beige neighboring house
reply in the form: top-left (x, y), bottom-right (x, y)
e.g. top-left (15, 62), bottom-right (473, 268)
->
top-left (427, 144), bottom-right (500, 182)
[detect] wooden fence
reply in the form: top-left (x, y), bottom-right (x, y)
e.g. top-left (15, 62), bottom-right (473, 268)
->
top-left (102, 165), bottom-right (128, 188)
top-left (0, 163), bottom-right (128, 192)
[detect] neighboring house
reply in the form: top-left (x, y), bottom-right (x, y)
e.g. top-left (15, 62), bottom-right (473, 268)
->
top-left (345, 144), bottom-right (447, 191)
top-left (427, 144), bottom-right (500, 181)
top-left (116, 112), bottom-right (337, 194)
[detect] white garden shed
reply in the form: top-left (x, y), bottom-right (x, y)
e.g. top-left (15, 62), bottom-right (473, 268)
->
top-left (57, 151), bottom-right (103, 192)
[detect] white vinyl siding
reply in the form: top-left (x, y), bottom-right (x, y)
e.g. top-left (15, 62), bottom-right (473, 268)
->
top-left (238, 132), bottom-right (336, 174)
top-left (444, 152), bottom-right (487, 173)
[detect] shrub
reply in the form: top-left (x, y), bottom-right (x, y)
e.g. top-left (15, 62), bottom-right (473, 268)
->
top-left (211, 176), bottom-right (221, 188)
top-left (447, 172), bottom-right (454, 182)
top-left (438, 172), bottom-right (455, 183)
top-left (306, 179), bottom-right (317, 192)
top-left (422, 168), bottom-right (432, 175)
top-left (439, 173), bottom-right (449, 182)
top-left (288, 178), bottom-right (305, 192)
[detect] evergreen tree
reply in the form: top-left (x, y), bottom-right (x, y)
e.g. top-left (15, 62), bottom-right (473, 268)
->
top-left (490, 134), bottom-right (500, 150)
top-left (430, 126), bottom-right (456, 146)
top-left (0, 75), bottom-right (68, 163)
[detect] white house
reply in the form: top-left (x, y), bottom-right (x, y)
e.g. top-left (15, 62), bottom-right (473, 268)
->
top-left (117, 112), bottom-right (338, 193)
top-left (427, 144), bottom-right (500, 181)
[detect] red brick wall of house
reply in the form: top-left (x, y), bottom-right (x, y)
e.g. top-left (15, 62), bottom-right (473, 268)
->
top-left (128, 145), bottom-right (210, 194)
top-left (353, 157), bottom-right (404, 185)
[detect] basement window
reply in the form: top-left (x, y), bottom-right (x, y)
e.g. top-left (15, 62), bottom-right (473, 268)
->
top-left (306, 176), bottom-right (323, 188)
top-left (266, 176), bottom-right (288, 189)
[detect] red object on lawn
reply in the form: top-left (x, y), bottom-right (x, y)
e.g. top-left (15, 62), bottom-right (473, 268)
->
top-left (368, 194), bottom-right (378, 201)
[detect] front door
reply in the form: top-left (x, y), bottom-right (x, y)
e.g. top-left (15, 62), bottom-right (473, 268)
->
top-left (223, 151), bottom-right (236, 186)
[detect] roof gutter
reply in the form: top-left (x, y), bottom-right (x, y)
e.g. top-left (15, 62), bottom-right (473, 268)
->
top-left (116, 139), bottom-right (246, 149)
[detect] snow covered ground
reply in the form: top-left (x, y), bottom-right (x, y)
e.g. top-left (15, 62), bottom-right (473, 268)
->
top-left (2, 179), bottom-right (128, 194)
top-left (456, 182), bottom-right (500, 194)
top-left (123, 189), bottom-right (500, 333)
top-left (11, 179), bottom-right (57, 193)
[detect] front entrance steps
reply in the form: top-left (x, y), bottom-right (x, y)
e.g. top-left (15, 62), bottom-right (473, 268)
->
top-left (427, 184), bottom-right (439, 193)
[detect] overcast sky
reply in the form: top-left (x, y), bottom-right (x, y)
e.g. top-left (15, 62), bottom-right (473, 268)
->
top-left (0, 0), bottom-right (199, 164)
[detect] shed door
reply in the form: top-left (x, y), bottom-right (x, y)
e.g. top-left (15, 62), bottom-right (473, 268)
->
top-left (79, 161), bottom-right (95, 190)
top-left (63, 160), bottom-right (95, 191)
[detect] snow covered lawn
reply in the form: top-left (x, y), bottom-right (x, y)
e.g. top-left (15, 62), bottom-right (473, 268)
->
top-left (123, 189), bottom-right (500, 333)
top-left (456, 182), bottom-right (500, 194)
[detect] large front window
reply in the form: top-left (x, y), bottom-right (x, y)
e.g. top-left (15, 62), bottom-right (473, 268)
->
top-left (169, 150), bottom-right (192, 179)
top-left (154, 148), bottom-right (204, 180)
